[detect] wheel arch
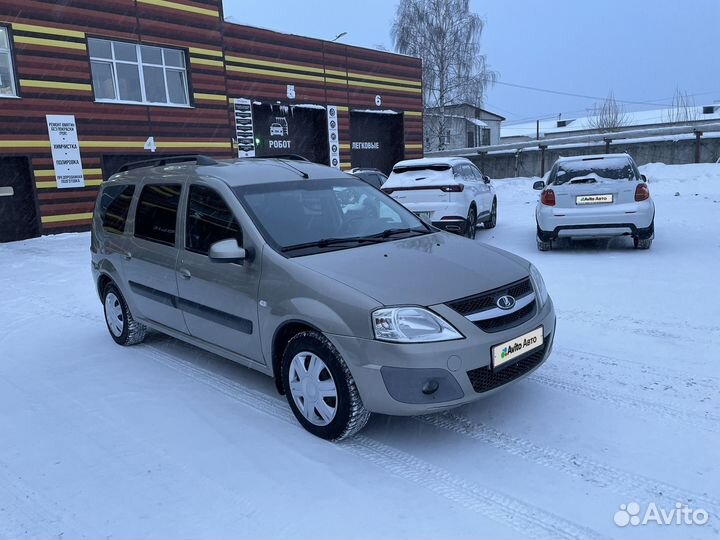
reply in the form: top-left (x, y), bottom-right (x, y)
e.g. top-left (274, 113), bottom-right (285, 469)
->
top-left (97, 273), bottom-right (114, 299)
top-left (271, 319), bottom-right (323, 394)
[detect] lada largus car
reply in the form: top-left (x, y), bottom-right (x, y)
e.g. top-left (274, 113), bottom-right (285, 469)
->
top-left (91, 155), bottom-right (555, 440)
top-left (382, 157), bottom-right (497, 239)
top-left (534, 153), bottom-right (655, 250)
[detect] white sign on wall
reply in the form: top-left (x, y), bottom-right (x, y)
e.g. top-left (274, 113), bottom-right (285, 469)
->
top-left (234, 98), bottom-right (256, 158)
top-left (327, 105), bottom-right (340, 169)
top-left (46, 115), bottom-right (84, 189)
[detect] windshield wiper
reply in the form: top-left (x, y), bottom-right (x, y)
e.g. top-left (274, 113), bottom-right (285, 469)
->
top-left (281, 236), bottom-right (385, 252)
top-left (280, 228), bottom-right (428, 253)
top-left (366, 227), bottom-right (428, 239)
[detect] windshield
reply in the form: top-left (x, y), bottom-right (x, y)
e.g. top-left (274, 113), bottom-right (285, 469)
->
top-left (551, 157), bottom-right (636, 184)
top-left (234, 178), bottom-right (429, 256)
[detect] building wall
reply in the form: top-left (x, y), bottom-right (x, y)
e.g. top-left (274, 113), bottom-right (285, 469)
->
top-left (0, 0), bottom-right (422, 238)
top-left (424, 104), bottom-right (502, 151)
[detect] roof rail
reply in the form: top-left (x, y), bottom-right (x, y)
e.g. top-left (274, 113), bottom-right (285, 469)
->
top-left (118, 154), bottom-right (218, 173)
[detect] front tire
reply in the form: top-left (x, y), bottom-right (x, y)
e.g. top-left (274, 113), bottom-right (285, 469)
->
top-left (483, 199), bottom-right (497, 229)
top-left (102, 283), bottom-right (147, 346)
top-left (465, 206), bottom-right (477, 239)
top-left (282, 331), bottom-right (370, 441)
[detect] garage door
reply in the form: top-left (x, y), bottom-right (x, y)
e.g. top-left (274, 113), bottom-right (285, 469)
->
top-left (350, 111), bottom-right (404, 175)
top-left (252, 103), bottom-right (329, 164)
top-left (0, 157), bottom-right (40, 243)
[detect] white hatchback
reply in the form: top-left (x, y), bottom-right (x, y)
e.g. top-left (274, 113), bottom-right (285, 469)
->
top-left (534, 153), bottom-right (655, 250)
top-left (382, 157), bottom-right (497, 239)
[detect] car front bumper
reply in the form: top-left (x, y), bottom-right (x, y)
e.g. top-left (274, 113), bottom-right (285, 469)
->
top-left (327, 297), bottom-right (556, 415)
top-left (536, 200), bottom-right (655, 239)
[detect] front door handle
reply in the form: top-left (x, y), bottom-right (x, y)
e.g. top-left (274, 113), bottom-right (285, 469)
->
top-left (178, 268), bottom-right (192, 280)
top-left (123, 251), bottom-right (132, 261)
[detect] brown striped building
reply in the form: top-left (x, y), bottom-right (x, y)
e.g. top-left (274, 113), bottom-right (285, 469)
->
top-left (0, 0), bottom-right (423, 241)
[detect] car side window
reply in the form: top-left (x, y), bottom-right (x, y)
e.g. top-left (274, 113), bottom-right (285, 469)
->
top-left (460, 164), bottom-right (475, 181)
top-left (99, 184), bottom-right (135, 234)
top-left (185, 185), bottom-right (242, 255)
top-left (134, 183), bottom-right (182, 246)
top-left (469, 165), bottom-right (483, 182)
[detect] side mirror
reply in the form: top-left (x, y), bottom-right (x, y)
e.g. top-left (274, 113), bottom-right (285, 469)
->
top-left (533, 180), bottom-right (545, 190)
top-left (208, 238), bottom-right (246, 263)
top-left (640, 174), bottom-right (648, 183)
top-left (483, 175), bottom-right (491, 184)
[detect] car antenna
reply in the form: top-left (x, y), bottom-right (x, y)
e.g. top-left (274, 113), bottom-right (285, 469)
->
top-left (277, 159), bottom-right (309, 179)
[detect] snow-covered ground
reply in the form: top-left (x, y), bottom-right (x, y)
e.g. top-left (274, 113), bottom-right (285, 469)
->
top-left (1, 163), bottom-right (718, 540)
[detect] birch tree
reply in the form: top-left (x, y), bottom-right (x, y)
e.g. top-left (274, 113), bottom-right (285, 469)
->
top-left (392, 0), bottom-right (497, 150)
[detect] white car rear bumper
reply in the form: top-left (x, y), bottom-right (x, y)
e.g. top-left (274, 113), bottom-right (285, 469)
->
top-left (536, 199), bottom-right (655, 239)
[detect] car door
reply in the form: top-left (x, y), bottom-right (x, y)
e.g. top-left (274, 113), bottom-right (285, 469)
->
top-left (176, 182), bottom-right (264, 364)
top-left (470, 164), bottom-right (493, 214)
top-left (459, 164), bottom-right (481, 212)
top-left (124, 180), bottom-right (188, 333)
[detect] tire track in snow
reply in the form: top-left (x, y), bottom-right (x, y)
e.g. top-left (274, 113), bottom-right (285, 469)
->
top-left (347, 436), bottom-right (608, 540)
top-left (417, 412), bottom-right (720, 518)
top-left (528, 371), bottom-right (720, 433)
top-left (552, 347), bottom-right (720, 391)
top-left (142, 345), bottom-right (608, 540)
top-left (556, 309), bottom-right (720, 344)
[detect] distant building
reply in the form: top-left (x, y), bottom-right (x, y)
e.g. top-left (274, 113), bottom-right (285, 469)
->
top-left (424, 104), bottom-right (505, 152)
top-left (501, 104), bottom-right (720, 143)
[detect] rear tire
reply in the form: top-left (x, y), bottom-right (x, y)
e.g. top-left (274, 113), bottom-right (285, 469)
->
top-left (634, 237), bottom-right (652, 249)
top-left (282, 330), bottom-right (370, 441)
top-left (537, 238), bottom-right (552, 251)
top-left (483, 199), bottom-right (497, 229)
top-left (465, 207), bottom-right (477, 239)
top-left (102, 283), bottom-right (147, 346)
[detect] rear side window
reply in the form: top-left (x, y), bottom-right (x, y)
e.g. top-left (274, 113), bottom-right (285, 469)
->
top-left (185, 185), bottom-right (242, 255)
top-left (99, 184), bottom-right (135, 234)
top-left (134, 183), bottom-right (181, 246)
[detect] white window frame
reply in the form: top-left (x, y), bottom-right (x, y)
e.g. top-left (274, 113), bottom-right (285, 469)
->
top-left (89, 39), bottom-right (191, 108)
top-left (0, 26), bottom-right (18, 98)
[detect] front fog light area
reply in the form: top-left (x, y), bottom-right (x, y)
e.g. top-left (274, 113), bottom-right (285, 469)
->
top-left (372, 307), bottom-right (463, 343)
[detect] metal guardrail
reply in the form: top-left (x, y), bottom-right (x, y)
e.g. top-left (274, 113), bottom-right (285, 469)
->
top-left (426, 121), bottom-right (720, 158)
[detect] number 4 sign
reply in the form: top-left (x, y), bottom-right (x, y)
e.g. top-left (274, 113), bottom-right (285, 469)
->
top-left (144, 136), bottom-right (157, 153)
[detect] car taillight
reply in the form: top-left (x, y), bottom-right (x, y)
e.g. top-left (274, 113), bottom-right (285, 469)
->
top-left (540, 189), bottom-right (556, 206)
top-left (440, 184), bottom-right (464, 192)
top-left (635, 183), bottom-right (650, 201)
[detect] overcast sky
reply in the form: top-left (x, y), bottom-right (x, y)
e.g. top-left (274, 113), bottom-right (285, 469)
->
top-left (224, 0), bottom-right (720, 126)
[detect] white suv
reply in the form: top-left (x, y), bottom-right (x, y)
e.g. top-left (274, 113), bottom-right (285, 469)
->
top-left (382, 157), bottom-right (497, 238)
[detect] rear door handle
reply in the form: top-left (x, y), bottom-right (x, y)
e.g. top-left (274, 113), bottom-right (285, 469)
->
top-left (123, 251), bottom-right (132, 260)
top-left (178, 268), bottom-right (192, 280)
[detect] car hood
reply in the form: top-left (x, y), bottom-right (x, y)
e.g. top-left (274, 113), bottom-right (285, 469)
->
top-left (292, 232), bottom-right (530, 306)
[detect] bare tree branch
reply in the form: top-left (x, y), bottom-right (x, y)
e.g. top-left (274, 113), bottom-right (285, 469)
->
top-left (664, 88), bottom-right (699, 123)
top-left (587, 92), bottom-right (629, 133)
top-left (392, 0), bottom-right (498, 150)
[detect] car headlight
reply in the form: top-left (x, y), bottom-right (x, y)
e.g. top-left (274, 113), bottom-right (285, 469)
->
top-left (372, 307), bottom-right (463, 343)
top-left (529, 263), bottom-right (549, 307)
